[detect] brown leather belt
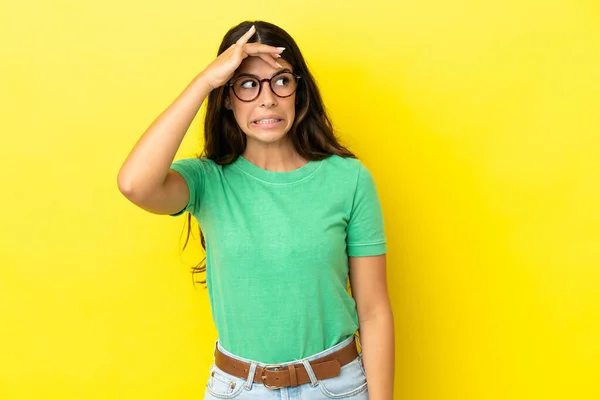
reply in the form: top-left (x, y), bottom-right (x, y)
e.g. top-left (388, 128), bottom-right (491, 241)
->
top-left (214, 337), bottom-right (358, 389)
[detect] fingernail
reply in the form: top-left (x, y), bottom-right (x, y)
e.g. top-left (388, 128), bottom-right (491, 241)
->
top-left (276, 47), bottom-right (285, 51)
top-left (250, 25), bottom-right (256, 31)
top-left (276, 62), bottom-right (283, 68)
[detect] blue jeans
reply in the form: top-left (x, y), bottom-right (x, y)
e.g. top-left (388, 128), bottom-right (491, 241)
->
top-left (204, 333), bottom-right (369, 399)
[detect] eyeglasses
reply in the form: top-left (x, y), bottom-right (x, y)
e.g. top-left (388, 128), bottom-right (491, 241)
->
top-left (227, 71), bottom-right (302, 102)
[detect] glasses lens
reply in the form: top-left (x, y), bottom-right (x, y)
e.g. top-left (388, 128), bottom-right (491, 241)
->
top-left (233, 77), bottom-right (260, 101)
top-left (231, 73), bottom-right (299, 101)
top-left (271, 72), bottom-right (297, 97)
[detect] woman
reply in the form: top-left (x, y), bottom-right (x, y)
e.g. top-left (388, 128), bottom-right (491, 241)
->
top-left (118, 20), bottom-right (394, 400)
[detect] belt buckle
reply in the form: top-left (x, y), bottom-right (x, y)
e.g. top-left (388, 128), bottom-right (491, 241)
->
top-left (261, 363), bottom-right (285, 390)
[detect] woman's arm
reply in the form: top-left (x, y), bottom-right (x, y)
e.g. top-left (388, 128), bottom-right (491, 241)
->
top-left (349, 254), bottom-right (395, 400)
top-left (117, 74), bottom-right (212, 214)
top-left (117, 25), bottom-right (285, 215)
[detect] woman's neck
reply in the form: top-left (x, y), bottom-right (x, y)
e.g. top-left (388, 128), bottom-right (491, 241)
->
top-left (242, 138), bottom-right (308, 172)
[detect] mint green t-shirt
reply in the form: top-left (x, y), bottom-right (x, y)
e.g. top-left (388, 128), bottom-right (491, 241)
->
top-left (169, 154), bottom-right (386, 364)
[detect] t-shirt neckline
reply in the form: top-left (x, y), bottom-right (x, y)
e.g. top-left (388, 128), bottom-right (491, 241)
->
top-left (232, 154), bottom-right (322, 184)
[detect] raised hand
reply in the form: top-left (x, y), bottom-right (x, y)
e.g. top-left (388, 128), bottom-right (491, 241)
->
top-left (199, 25), bottom-right (285, 91)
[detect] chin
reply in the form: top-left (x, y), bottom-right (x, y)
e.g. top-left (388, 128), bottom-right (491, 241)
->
top-left (247, 127), bottom-right (291, 144)
top-left (249, 133), bottom-right (288, 145)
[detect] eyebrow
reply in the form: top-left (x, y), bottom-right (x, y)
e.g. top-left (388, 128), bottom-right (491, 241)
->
top-left (235, 68), bottom-right (293, 80)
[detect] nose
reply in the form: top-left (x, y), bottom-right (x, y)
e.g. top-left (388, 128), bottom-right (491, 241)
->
top-left (257, 80), bottom-right (277, 107)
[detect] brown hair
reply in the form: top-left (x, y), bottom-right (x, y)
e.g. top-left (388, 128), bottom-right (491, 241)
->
top-left (182, 20), bottom-right (356, 287)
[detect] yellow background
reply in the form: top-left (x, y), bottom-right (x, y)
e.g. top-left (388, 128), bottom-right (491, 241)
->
top-left (1, 0), bottom-right (599, 399)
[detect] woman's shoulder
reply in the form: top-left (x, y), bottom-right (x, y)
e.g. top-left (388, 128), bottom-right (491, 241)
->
top-left (322, 155), bottom-right (378, 191)
top-left (322, 154), bottom-right (365, 174)
top-left (171, 155), bottom-right (223, 176)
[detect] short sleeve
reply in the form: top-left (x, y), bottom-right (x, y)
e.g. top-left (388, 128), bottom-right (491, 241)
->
top-left (346, 162), bottom-right (387, 256)
top-left (168, 157), bottom-right (207, 217)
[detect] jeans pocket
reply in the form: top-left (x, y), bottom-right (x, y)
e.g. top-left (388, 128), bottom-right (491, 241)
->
top-left (205, 364), bottom-right (246, 399)
top-left (357, 352), bottom-right (368, 378)
top-left (317, 355), bottom-right (368, 399)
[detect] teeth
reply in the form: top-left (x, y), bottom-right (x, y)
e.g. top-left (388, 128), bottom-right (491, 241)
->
top-left (255, 118), bottom-right (280, 124)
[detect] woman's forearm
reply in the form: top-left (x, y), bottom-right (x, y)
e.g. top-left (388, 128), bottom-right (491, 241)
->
top-left (359, 306), bottom-right (395, 400)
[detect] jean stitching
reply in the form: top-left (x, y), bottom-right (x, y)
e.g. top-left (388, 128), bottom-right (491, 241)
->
top-left (357, 353), bottom-right (367, 377)
top-left (318, 380), bottom-right (368, 399)
top-left (206, 375), bottom-right (245, 400)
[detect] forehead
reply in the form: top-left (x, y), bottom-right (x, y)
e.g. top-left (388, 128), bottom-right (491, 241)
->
top-left (235, 56), bottom-right (293, 78)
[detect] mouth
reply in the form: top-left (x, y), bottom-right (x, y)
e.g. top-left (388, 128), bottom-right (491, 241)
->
top-left (252, 118), bottom-right (284, 128)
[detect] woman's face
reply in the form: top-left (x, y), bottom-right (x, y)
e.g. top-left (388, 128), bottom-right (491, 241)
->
top-left (226, 56), bottom-right (296, 147)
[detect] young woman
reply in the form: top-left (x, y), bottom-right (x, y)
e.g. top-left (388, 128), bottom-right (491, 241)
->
top-left (118, 20), bottom-right (394, 400)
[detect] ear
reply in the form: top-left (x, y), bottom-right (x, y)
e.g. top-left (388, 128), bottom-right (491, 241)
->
top-left (224, 97), bottom-right (232, 110)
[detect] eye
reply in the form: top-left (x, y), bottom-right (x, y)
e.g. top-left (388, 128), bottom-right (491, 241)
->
top-left (240, 79), bottom-right (258, 89)
top-left (274, 75), bottom-right (291, 87)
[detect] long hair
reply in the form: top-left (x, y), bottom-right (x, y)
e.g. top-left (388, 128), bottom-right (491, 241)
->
top-left (182, 20), bottom-right (356, 287)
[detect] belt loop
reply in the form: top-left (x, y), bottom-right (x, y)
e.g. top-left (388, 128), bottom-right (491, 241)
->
top-left (300, 360), bottom-right (319, 387)
top-left (287, 364), bottom-right (298, 387)
top-left (245, 361), bottom-right (258, 390)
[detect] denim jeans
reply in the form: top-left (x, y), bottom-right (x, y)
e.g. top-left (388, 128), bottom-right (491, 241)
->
top-left (204, 333), bottom-right (369, 399)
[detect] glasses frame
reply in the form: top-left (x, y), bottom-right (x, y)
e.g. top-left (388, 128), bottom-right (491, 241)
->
top-left (226, 72), bottom-right (303, 102)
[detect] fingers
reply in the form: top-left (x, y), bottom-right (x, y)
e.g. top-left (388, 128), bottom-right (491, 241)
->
top-left (244, 43), bottom-right (285, 56)
top-left (243, 43), bottom-right (285, 68)
top-left (236, 26), bottom-right (284, 56)
top-left (236, 25), bottom-right (256, 46)
top-left (256, 53), bottom-right (283, 69)
top-left (233, 26), bottom-right (285, 67)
